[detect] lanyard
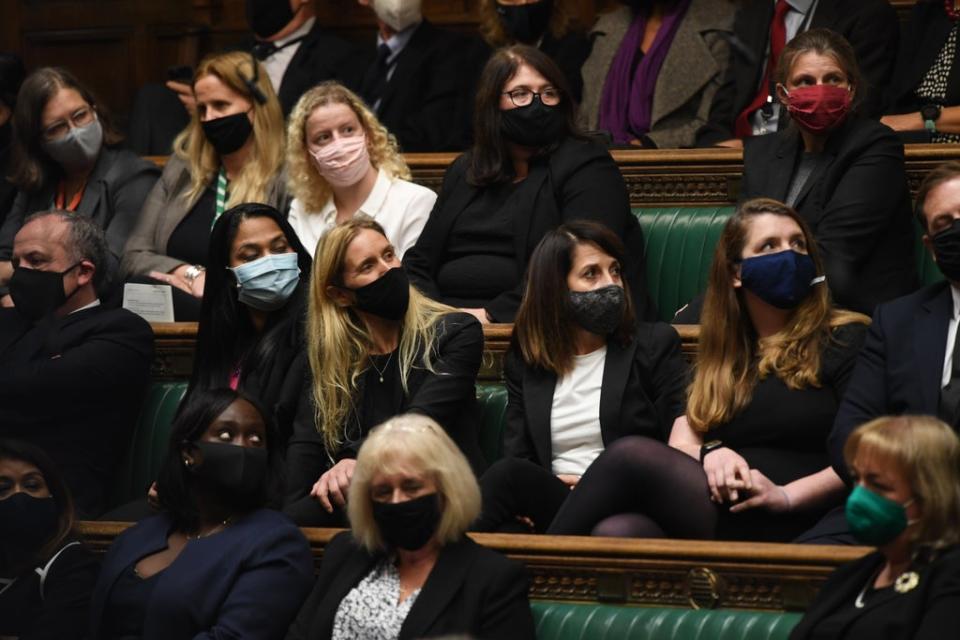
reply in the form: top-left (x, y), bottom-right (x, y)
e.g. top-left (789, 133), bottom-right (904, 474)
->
top-left (55, 180), bottom-right (86, 211)
top-left (212, 167), bottom-right (229, 229)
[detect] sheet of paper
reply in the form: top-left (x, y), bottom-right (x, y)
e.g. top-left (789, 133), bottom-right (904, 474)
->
top-left (122, 283), bottom-right (174, 323)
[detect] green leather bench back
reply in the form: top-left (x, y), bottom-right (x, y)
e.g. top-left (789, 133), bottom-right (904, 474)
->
top-left (531, 602), bottom-right (801, 640)
top-left (477, 382), bottom-right (508, 465)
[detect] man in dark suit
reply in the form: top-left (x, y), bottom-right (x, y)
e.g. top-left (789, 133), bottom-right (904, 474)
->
top-left (695, 0), bottom-right (899, 147)
top-left (0, 211), bottom-right (153, 517)
top-left (355, 0), bottom-right (489, 152)
top-left (829, 162), bottom-right (960, 481)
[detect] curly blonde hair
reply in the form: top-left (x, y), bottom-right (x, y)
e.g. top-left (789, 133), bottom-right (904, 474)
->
top-left (478, 0), bottom-right (581, 47)
top-left (286, 82), bottom-right (410, 214)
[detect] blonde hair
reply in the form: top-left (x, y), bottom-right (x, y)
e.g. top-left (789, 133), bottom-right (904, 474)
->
top-left (307, 217), bottom-right (456, 453)
top-left (173, 51), bottom-right (285, 208)
top-left (286, 82), bottom-right (410, 213)
top-left (687, 198), bottom-right (869, 432)
top-left (477, 0), bottom-right (580, 47)
top-left (348, 414), bottom-right (481, 553)
top-left (845, 415), bottom-right (960, 551)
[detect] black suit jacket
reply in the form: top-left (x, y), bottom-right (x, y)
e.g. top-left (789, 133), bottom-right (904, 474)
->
top-left (363, 20), bottom-right (488, 152)
top-left (789, 547), bottom-right (960, 639)
top-left (403, 136), bottom-right (655, 322)
top-left (0, 306), bottom-right (153, 516)
top-left (285, 531), bottom-right (536, 640)
top-left (503, 323), bottom-right (688, 467)
top-left (695, 0), bottom-right (899, 146)
top-left (740, 117), bottom-right (917, 315)
top-left (829, 281), bottom-right (950, 480)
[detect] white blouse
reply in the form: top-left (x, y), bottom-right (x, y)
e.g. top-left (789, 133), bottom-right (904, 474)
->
top-left (550, 346), bottom-right (607, 476)
top-left (332, 558), bottom-right (421, 640)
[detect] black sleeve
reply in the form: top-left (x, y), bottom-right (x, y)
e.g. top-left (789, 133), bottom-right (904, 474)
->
top-left (102, 160), bottom-right (161, 262)
top-left (283, 386), bottom-right (331, 507)
top-left (915, 552), bottom-right (960, 639)
top-left (824, 322), bottom-right (870, 401)
top-left (0, 188), bottom-right (27, 261)
top-left (502, 349), bottom-right (537, 462)
top-left (21, 545), bottom-right (100, 640)
top-left (477, 556), bottom-right (536, 640)
top-left (843, 0), bottom-right (899, 117)
top-left (639, 323), bottom-right (689, 437)
top-left (284, 532), bottom-right (357, 640)
top-left (694, 45), bottom-right (740, 146)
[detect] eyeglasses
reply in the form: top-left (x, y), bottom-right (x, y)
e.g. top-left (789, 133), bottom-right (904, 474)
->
top-left (42, 106), bottom-right (96, 141)
top-left (502, 87), bottom-right (561, 108)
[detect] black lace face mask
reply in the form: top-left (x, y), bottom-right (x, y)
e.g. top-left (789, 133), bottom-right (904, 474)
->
top-left (568, 285), bottom-right (625, 336)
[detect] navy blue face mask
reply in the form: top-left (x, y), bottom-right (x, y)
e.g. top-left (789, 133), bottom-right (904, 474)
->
top-left (738, 250), bottom-right (825, 309)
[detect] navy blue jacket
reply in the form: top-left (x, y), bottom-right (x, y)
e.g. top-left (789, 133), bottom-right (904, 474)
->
top-left (88, 509), bottom-right (313, 640)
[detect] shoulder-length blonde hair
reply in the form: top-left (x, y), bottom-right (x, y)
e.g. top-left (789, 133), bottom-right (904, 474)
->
top-left (686, 198), bottom-right (868, 432)
top-left (348, 414), bottom-right (481, 553)
top-left (286, 81), bottom-right (410, 213)
top-left (307, 217), bottom-right (455, 453)
top-left (845, 415), bottom-right (960, 551)
top-left (477, 0), bottom-right (581, 47)
top-left (173, 51), bottom-right (285, 209)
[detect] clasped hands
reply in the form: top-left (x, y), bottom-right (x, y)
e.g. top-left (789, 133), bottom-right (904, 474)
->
top-left (702, 447), bottom-right (791, 513)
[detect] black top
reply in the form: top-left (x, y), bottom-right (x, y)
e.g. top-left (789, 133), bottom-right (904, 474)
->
top-left (166, 186), bottom-right (215, 267)
top-left (0, 541), bottom-right (100, 640)
top-left (104, 565), bottom-right (162, 639)
top-left (539, 30), bottom-right (592, 105)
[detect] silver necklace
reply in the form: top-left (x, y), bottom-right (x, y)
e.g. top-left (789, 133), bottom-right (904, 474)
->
top-left (854, 566), bottom-right (883, 608)
top-left (187, 517), bottom-right (231, 540)
top-left (368, 351), bottom-right (393, 383)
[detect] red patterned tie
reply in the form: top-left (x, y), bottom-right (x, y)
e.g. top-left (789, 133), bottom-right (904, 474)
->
top-left (734, 0), bottom-right (791, 138)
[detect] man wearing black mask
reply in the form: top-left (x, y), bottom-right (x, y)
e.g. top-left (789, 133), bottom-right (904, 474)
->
top-left (830, 161), bottom-right (960, 485)
top-left (0, 211), bottom-right (152, 518)
top-left (0, 53), bottom-right (25, 228)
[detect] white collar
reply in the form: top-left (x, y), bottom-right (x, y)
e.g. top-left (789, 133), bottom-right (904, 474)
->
top-left (69, 298), bottom-right (101, 315)
top-left (275, 16), bottom-right (315, 48)
top-left (951, 284), bottom-right (960, 320)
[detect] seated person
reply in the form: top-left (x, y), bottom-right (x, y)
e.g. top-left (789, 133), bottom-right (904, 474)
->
top-left (0, 212), bottom-right (152, 517)
top-left (403, 44), bottom-right (654, 324)
top-left (478, 0), bottom-right (590, 103)
top-left (284, 217), bottom-right (485, 527)
top-left (88, 389), bottom-right (314, 639)
top-left (0, 67), bottom-right (159, 300)
top-left (882, 1), bottom-right (960, 143)
top-left (830, 161), bottom-right (960, 480)
top-left (122, 51), bottom-right (289, 321)
top-left (695, 0), bottom-right (898, 148)
top-left (285, 414), bottom-right (536, 640)
top-left (127, 0), bottom-right (363, 155)
top-left (474, 221), bottom-right (700, 537)
top-left (0, 52), bottom-right (25, 226)
top-left (580, 0), bottom-right (735, 148)
top-left (790, 415), bottom-right (960, 639)
top-left (0, 439), bottom-right (99, 640)
top-left (286, 82), bottom-right (435, 257)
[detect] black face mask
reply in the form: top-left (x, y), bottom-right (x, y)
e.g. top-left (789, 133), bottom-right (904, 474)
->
top-left (500, 95), bottom-right (566, 148)
top-left (932, 218), bottom-right (960, 282)
top-left (190, 441), bottom-right (268, 502)
top-left (201, 112), bottom-right (253, 156)
top-left (569, 285), bottom-right (626, 335)
top-left (349, 267), bottom-right (411, 321)
top-left (371, 493), bottom-right (441, 551)
top-left (245, 0), bottom-right (295, 39)
top-left (496, 0), bottom-right (553, 44)
top-left (0, 493), bottom-right (59, 550)
top-left (9, 262), bottom-right (82, 323)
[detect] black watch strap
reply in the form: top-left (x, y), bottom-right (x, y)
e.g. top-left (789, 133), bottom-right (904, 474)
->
top-left (700, 440), bottom-right (723, 464)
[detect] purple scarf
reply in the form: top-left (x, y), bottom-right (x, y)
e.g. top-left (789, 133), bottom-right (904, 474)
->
top-left (598, 0), bottom-right (692, 144)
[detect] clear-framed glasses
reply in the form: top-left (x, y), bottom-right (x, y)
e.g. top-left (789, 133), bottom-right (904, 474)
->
top-left (42, 106), bottom-right (96, 141)
top-left (502, 87), bottom-right (562, 107)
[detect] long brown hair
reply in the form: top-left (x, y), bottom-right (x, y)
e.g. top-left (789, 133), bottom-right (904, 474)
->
top-left (686, 198), bottom-right (868, 432)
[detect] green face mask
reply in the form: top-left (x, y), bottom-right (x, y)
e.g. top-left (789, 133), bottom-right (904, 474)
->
top-left (845, 484), bottom-right (914, 546)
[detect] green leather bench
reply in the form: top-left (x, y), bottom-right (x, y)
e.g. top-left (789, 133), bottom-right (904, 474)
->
top-left (531, 602), bottom-right (801, 640)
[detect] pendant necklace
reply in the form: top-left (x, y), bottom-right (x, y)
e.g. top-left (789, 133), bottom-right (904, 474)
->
top-left (369, 351), bottom-right (394, 383)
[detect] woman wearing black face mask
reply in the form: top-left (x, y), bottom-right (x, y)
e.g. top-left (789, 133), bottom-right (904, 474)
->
top-left (286, 414), bottom-right (535, 640)
top-left (122, 51), bottom-right (289, 321)
top-left (404, 45), bottom-right (655, 324)
top-left (473, 221), bottom-right (697, 537)
top-left (284, 217), bottom-right (485, 527)
top-left (0, 439), bottom-right (99, 640)
top-left (89, 388), bottom-right (313, 640)
top-left (0, 66), bottom-right (159, 303)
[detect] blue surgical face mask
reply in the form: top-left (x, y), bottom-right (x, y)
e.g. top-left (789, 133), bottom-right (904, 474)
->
top-left (230, 252), bottom-right (300, 311)
top-left (738, 250), bottom-right (825, 309)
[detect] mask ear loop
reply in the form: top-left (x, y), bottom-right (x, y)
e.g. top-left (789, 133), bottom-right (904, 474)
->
top-left (238, 53), bottom-right (269, 106)
top-left (810, 275), bottom-right (827, 285)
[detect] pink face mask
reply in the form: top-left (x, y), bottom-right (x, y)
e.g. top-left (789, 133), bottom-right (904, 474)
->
top-left (309, 134), bottom-right (371, 187)
top-left (783, 84), bottom-right (853, 135)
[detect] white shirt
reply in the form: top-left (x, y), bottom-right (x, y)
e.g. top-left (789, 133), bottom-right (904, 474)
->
top-left (288, 169), bottom-right (436, 258)
top-left (69, 298), bottom-right (101, 315)
top-left (941, 285), bottom-right (960, 387)
top-left (262, 17), bottom-right (316, 94)
top-left (550, 346), bottom-right (607, 477)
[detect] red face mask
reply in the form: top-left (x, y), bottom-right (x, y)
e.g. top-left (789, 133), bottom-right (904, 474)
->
top-left (783, 84), bottom-right (852, 134)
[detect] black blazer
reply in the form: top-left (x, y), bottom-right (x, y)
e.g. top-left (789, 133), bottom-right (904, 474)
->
top-left (285, 531), bottom-right (536, 640)
top-left (695, 0), bottom-right (899, 146)
top-left (789, 547), bottom-right (960, 639)
top-left (504, 322), bottom-right (688, 467)
top-left (0, 306), bottom-right (153, 517)
top-left (403, 136), bottom-right (655, 322)
top-left (740, 117), bottom-right (917, 315)
top-left (830, 281), bottom-right (950, 480)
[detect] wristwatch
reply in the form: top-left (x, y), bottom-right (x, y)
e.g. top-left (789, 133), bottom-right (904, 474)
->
top-left (184, 264), bottom-right (205, 283)
top-left (921, 104), bottom-right (942, 134)
top-left (700, 439), bottom-right (724, 464)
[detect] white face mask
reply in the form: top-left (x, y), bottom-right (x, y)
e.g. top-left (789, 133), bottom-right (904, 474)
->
top-left (372, 0), bottom-right (422, 32)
